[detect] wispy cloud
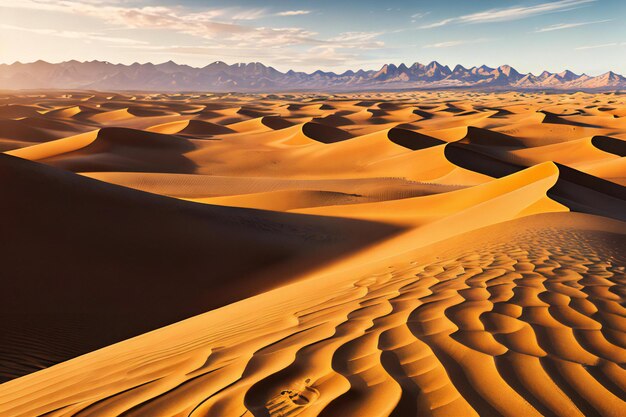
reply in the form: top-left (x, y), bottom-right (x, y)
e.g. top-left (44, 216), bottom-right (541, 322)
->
top-left (277, 10), bottom-right (311, 17)
top-left (0, 1), bottom-right (316, 47)
top-left (420, 0), bottom-right (596, 29)
top-left (0, 1), bottom-right (387, 69)
top-left (410, 11), bottom-right (430, 23)
top-left (116, 43), bottom-right (384, 70)
top-left (230, 9), bottom-right (266, 21)
top-left (0, 23), bottom-right (147, 45)
top-left (535, 19), bottom-right (611, 32)
top-left (575, 42), bottom-right (626, 50)
top-left (328, 31), bottom-right (383, 46)
top-left (423, 38), bottom-right (490, 48)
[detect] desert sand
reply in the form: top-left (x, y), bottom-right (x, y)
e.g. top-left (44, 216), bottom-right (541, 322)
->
top-left (0, 90), bottom-right (624, 416)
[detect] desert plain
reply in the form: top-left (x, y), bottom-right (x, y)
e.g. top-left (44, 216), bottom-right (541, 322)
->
top-left (0, 90), bottom-right (624, 417)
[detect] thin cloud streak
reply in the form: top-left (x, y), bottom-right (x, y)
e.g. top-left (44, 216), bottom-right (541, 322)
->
top-left (535, 19), bottom-right (611, 32)
top-left (423, 38), bottom-right (490, 48)
top-left (0, 23), bottom-right (147, 45)
top-left (277, 10), bottom-right (311, 16)
top-left (420, 0), bottom-right (596, 29)
top-left (575, 42), bottom-right (626, 50)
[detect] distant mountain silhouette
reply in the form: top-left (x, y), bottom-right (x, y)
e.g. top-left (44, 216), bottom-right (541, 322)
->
top-left (1, 60), bottom-right (624, 92)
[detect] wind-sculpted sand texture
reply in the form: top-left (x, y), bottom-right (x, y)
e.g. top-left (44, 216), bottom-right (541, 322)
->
top-left (0, 90), bottom-right (625, 416)
top-left (0, 214), bottom-right (624, 417)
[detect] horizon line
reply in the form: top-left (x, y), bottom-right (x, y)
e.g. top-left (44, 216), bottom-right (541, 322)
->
top-left (1, 58), bottom-right (621, 78)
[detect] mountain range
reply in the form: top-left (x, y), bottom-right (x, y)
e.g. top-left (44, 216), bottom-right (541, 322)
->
top-left (1, 60), bottom-right (625, 92)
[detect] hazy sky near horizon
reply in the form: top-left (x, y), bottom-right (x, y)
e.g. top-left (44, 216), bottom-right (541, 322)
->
top-left (1, 0), bottom-right (625, 75)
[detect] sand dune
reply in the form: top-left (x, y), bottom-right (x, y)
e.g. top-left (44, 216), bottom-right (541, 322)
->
top-left (0, 90), bottom-right (624, 416)
top-left (301, 122), bottom-right (353, 143)
top-left (41, 105), bottom-right (84, 118)
top-left (11, 127), bottom-right (198, 173)
top-left (86, 107), bottom-right (135, 123)
top-left (78, 173), bottom-right (457, 201)
top-left (0, 104), bottom-right (42, 119)
top-left (147, 119), bottom-right (236, 135)
top-left (192, 189), bottom-right (376, 211)
top-left (459, 126), bottom-right (525, 148)
top-left (295, 162), bottom-right (567, 226)
top-left (0, 119), bottom-right (60, 142)
top-left (386, 128), bottom-right (446, 150)
top-left (1, 213), bottom-right (623, 417)
top-left (442, 143), bottom-right (626, 222)
top-left (0, 152), bottom-right (397, 382)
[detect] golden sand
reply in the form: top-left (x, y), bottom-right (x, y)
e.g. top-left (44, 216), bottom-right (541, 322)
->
top-left (0, 90), bottom-right (624, 416)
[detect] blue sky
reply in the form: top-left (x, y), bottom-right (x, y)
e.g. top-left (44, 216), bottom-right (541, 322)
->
top-left (1, 0), bottom-right (625, 75)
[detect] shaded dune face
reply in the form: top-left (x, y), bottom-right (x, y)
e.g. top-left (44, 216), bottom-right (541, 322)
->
top-left (443, 144), bottom-right (626, 222)
top-left (261, 115), bottom-right (296, 130)
top-left (45, 127), bottom-right (198, 173)
top-left (0, 91), bottom-right (625, 416)
top-left (592, 135), bottom-right (626, 157)
top-left (301, 122), bottom-right (353, 143)
top-left (0, 153), bottom-right (399, 383)
top-left (147, 119), bottom-right (236, 135)
top-left (459, 126), bottom-right (525, 148)
top-left (386, 128), bottom-right (445, 150)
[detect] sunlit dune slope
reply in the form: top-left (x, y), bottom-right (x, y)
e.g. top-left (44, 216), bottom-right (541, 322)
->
top-left (294, 162), bottom-right (567, 225)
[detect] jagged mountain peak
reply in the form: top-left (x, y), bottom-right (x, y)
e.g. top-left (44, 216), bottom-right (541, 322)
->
top-left (453, 64), bottom-right (468, 72)
top-left (0, 59), bottom-right (623, 92)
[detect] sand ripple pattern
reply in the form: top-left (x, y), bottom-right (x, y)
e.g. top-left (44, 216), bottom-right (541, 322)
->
top-left (1, 219), bottom-right (623, 417)
top-left (240, 230), bottom-right (625, 417)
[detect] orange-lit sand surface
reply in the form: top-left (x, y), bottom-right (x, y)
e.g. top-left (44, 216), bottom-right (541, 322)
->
top-left (0, 90), bottom-right (624, 416)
